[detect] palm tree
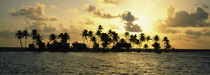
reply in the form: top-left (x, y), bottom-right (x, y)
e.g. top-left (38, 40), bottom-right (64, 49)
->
top-left (154, 35), bottom-right (159, 42)
top-left (129, 35), bottom-right (135, 48)
top-left (145, 36), bottom-right (151, 49)
top-left (30, 29), bottom-right (43, 47)
top-left (49, 34), bottom-right (57, 44)
top-left (96, 30), bottom-right (101, 37)
top-left (88, 31), bottom-right (93, 47)
top-left (95, 25), bottom-right (103, 46)
top-left (59, 33), bottom-right (70, 44)
top-left (98, 25), bottom-right (103, 31)
top-left (146, 36), bottom-right (151, 44)
top-left (90, 36), bottom-right (100, 49)
top-left (125, 32), bottom-right (129, 42)
top-left (100, 33), bottom-right (111, 48)
top-left (31, 29), bottom-right (38, 44)
top-left (129, 34), bottom-right (137, 48)
top-left (35, 34), bottom-right (43, 45)
top-left (140, 33), bottom-right (145, 48)
top-left (153, 35), bottom-right (160, 51)
top-left (82, 29), bottom-right (88, 44)
top-left (163, 36), bottom-right (171, 49)
top-left (112, 32), bottom-right (119, 45)
top-left (134, 39), bottom-right (140, 49)
top-left (108, 29), bottom-right (112, 36)
top-left (163, 36), bottom-right (169, 42)
top-left (120, 38), bottom-right (126, 43)
top-left (64, 33), bottom-right (70, 44)
top-left (91, 36), bottom-right (96, 43)
top-left (107, 31), bottom-right (119, 47)
top-left (88, 31), bottom-right (93, 38)
top-left (23, 30), bottom-right (29, 48)
top-left (144, 44), bottom-right (148, 49)
top-left (152, 42), bottom-right (160, 51)
top-left (15, 30), bottom-right (23, 48)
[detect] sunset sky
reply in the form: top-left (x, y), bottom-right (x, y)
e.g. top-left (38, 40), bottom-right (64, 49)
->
top-left (1, 0), bottom-right (210, 49)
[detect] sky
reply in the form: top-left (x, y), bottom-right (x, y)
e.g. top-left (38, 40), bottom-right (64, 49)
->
top-left (0, 0), bottom-right (210, 49)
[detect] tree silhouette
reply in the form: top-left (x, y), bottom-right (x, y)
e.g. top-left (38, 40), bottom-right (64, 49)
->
top-left (59, 33), bottom-right (70, 44)
top-left (145, 36), bottom-right (151, 49)
top-left (154, 35), bottom-right (159, 41)
top-left (152, 42), bottom-right (160, 51)
top-left (15, 30), bottom-right (23, 48)
top-left (140, 33), bottom-right (145, 48)
top-left (163, 36), bottom-right (171, 50)
top-left (88, 31), bottom-right (93, 47)
top-left (153, 35), bottom-right (160, 51)
top-left (30, 29), bottom-right (44, 49)
top-left (120, 38), bottom-right (126, 43)
top-left (144, 44), bottom-right (148, 49)
top-left (91, 36), bottom-right (96, 43)
top-left (91, 36), bottom-right (99, 49)
top-left (96, 30), bottom-right (101, 37)
top-left (129, 34), bottom-right (137, 48)
top-left (112, 31), bottom-right (119, 45)
top-left (98, 25), bottom-right (103, 31)
top-left (107, 30), bottom-right (119, 47)
top-left (96, 25), bottom-right (103, 46)
top-left (100, 33), bottom-right (111, 48)
top-left (35, 34), bottom-right (43, 44)
top-left (146, 36), bottom-right (151, 44)
top-left (82, 29), bottom-right (88, 44)
top-left (31, 29), bottom-right (38, 44)
top-left (49, 34), bottom-right (57, 44)
top-left (108, 29), bottom-right (112, 36)
top-left (134, 39), bottom-right (140, 48)
top-left (15, 25), bottom-right (173, 52)
top-left (23, 30), bottom-right (29, 48)
top-left (125, 32), bottom-right (129, 42)
top-left (112, 38), bottom-right (131, 50)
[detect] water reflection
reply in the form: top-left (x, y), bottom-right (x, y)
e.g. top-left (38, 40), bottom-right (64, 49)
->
top-left (0, 52), bottom-right (210, 74)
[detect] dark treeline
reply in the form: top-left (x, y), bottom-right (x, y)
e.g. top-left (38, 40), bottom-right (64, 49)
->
top-left (15, 25), bottom-right (174, 52)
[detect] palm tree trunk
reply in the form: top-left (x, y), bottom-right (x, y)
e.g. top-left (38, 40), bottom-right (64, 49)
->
top-left (20, 39), bottom-right (23, 48)
top-left (25, 38), bottom-right (27, 48)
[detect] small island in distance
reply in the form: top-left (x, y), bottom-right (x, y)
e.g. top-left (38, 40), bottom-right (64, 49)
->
top-left (1, 25), bottom-right (210, 53)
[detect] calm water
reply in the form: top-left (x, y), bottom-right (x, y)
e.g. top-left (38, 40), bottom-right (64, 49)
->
top-left (0, 52), bottom-right (210, 75)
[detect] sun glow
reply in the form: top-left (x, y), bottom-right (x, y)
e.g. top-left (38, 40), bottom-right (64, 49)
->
top-left (136, 17), bottom-right (154, 33)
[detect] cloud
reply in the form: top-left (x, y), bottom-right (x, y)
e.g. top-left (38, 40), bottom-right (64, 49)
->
top-left (153, 19), bottom-right (179, 34)
top-left (9, 2), bottom-right (60, 39)
top-left (124, 22), bottom-right (142, 32)
top-left (24, 22), bottom-right (57, 38)
top-left (120, 11), bottom-right (142, 32)
top-left (165, 6), bottom-right (209, 27)
top-left (185, 29), bottom-right (210, 37)
top-left (9, 2), bottom-right (60, 22)
top-left (85, 5), bottom-right (118, 19)
top-left (121, 11), bottom-right (137, 22)
top-left (97, 0), bottom-right (119, 5)
top-left (30, 16), bottom-right (60, 21)
top-left (49, 5), bottom-right (58, 10)
top-left (84, 5), bottom-right (142, 32)
top-left (27, 22), bottom-right (56, 33)
top-left (78, 18), bottom-right (95, 25)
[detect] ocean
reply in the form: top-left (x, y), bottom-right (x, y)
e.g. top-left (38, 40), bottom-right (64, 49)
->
top-left (0, 52), bottom-right (210, 74)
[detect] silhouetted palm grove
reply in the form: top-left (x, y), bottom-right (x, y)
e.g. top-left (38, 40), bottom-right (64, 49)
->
top-left (15, 25), bottom-right (173, 52)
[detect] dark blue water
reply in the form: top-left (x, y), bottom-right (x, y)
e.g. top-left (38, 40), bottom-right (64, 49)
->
top-left (0, 52), bottom-right (210, 74)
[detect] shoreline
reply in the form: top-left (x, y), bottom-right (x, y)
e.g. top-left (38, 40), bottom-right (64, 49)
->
top-left (0, 47), bottom-right (210, 52)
